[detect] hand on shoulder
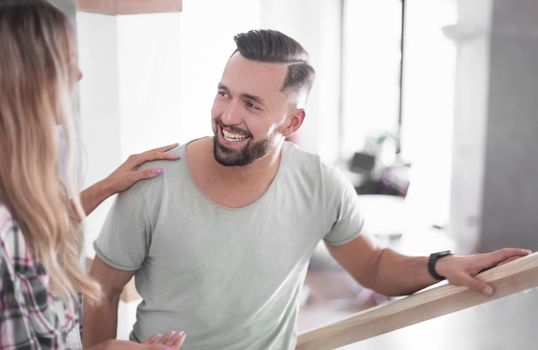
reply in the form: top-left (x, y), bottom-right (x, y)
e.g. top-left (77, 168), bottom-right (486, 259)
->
top-left (81, 143), bottom-right (180, 216)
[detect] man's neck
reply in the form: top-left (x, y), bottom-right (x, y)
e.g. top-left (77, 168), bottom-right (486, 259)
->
top-left (185, 137), bottom-right (284, 208)
top-left (215, 143), bottom-right (281, 185)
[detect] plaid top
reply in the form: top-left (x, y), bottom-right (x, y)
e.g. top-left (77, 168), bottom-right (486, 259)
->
top-left (0, 203), bottom-right (79, 349)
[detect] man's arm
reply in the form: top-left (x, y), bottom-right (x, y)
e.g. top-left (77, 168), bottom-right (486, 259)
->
top-left (326, 234), bottom-right (531, 296)
top-left (83, 256), bottom-right (136, 349)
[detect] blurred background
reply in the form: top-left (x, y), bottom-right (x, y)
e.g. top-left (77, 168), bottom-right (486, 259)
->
top-left (52, 0), bottom-right (538, 348)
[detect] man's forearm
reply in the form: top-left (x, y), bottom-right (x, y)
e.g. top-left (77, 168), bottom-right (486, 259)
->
top-left (372, 249), bottom-right (437, 296)
top-left (82, 293), bottom-right (121, 349)
top-left (329, 235), bottom-right (531, 298)
top-left (326, 237), bottom-right (438, 297)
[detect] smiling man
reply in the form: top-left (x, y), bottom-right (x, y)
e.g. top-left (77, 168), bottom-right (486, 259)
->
top-left (83, 30), bottom-right (530, 350)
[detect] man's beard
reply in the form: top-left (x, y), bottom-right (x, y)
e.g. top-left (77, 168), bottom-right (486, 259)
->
top-left (213, 124), bottom-right (277, 166)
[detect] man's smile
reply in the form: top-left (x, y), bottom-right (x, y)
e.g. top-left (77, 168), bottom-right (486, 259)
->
top-left (218, 124), bottom-right (252, 147)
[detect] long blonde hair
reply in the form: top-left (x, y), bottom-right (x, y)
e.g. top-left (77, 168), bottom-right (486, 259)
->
top-left (0, 0), bottom-right (101, 308)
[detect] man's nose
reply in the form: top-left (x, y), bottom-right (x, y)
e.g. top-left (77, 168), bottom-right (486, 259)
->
top-left (221, 100), bottom-right (242, 125)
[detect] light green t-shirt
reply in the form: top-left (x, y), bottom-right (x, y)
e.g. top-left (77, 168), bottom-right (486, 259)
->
top-left (94, 140), bottom-right (363, 350)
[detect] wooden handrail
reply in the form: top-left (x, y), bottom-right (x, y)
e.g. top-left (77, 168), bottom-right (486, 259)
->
top-left (296, 252), bottom-right (538, 350)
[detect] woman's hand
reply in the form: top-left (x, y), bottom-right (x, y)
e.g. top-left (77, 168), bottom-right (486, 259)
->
top-left (80, 143), bottom-right (180, 216)
top-left (88, 330), bottom-right (186, 350)
top-left (98, 143), bottom-right (180, 195)
top-left (142, 331), bottom-right (186, 349)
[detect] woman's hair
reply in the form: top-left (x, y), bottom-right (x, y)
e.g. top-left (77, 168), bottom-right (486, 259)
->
top-left (0, 0), bottom-right (100, 308)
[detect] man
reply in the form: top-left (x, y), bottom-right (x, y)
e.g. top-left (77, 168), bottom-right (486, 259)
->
top-left (83, 30), bottom-right (529, 349)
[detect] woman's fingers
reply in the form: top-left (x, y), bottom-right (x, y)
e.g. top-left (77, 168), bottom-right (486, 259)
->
top-left (143, 333), bottom-right (162, 344)
top-left (148, 143), bottom-right (179, 153)
top-left (158, 331), bottom-right (176, 344)
top-left (128, 146), bottom-right (181, 168)
top-left (138, 167), bottom-right (164, 180)
top-left (170, 331), bottom-right (186, 349)
top-left (142, 330), bottom-right (186, 350)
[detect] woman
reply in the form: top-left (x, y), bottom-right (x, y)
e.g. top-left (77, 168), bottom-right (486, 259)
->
top-left (0, 1), bottom-right (184, 348)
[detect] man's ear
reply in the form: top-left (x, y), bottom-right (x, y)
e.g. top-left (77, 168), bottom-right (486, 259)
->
top-left (281, 109), bottom-right (306, 138)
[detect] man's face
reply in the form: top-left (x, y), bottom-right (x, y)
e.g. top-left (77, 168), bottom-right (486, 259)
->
top-left (211, 53), bottom-right (292, 166)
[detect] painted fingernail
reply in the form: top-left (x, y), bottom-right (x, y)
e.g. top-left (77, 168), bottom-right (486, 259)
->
top-left (483, 286), bottom-right (494, 295)
top-left (152, 167), bottom-right (164, 175)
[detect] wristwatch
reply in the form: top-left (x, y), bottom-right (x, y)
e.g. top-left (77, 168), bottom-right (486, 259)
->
top-left (428, 250), bottom-right (453, 281)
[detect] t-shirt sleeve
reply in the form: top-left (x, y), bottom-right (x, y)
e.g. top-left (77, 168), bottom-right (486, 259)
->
top-left (323, 166), bottom-right (364, 246)
top-left (93, 185), bottom-right (151, 271)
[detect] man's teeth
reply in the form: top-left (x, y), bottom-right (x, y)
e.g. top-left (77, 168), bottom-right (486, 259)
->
top-left (222, 128), bottom-right (248, 141)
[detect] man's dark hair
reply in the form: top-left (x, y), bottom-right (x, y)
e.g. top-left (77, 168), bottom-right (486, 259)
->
top-left (233, 29), bottom-right (315, 98)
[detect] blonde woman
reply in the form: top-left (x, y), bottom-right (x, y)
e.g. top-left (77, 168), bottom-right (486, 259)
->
top-left (0, 0), bottom-right (184, 349)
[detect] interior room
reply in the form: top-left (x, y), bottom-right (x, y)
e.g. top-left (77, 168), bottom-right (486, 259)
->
top-left (26, 0), bottom-right (538, 348)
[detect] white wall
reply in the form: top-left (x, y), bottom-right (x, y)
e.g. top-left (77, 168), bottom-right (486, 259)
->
top-left (341, 0), bottom-right (402, 159)
top-left (78, 12), bottom-right (183, 255)
top-left (77, 13), bottom-right (123, 257)
top-left (178, 0), bottom-right (262, 141)
top-left (400, 0), bottom-right (458, 229)
top-left (117, 14), bottom-right (183, 153)
top-left (448, 0), bottom-right (492, 252)
top-left (261, 0), bottom-right (342, 163)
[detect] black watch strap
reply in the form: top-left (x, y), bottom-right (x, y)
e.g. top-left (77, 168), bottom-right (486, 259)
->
top-left (428, 250), bottom-right (453, 281)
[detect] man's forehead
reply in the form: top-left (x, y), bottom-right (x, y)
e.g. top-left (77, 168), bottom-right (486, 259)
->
top-left (221, 53), bottom-right (288, 92)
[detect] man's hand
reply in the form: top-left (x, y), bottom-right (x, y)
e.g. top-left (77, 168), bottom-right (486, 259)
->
top-left (435, 248), bottom-right (531, 296)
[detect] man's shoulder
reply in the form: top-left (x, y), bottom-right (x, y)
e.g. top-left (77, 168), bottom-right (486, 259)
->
top-left (121, 144), bottom-right (189, 200)
top-left (284, 141), bottom-right (322, 166)
top-left (283, 141), bottom-right (341, 177)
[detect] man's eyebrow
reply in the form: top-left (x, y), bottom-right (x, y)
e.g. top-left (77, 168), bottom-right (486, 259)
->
top-left (217, 83), bottom-right (230, 92)
top-left (241, 93), bottom-right (265, 106)
top-left (218, 83), bottom-right (266, 106)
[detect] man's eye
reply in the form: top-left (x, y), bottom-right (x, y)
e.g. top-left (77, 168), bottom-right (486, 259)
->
top-left (245, 101), bottom-right (261, 110)
top-left (217, 90), bottom-right (228, 97)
